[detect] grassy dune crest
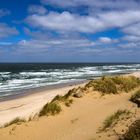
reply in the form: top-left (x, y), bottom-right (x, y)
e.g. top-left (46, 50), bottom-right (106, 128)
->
top-left (39, 90), bottom-right (74, 116)
top-left (85, 76), bottom-right (140, 94)
top-left (39, 102), bottom-right (62, 116)
top-left (101, 109), bottom-right (130, 131)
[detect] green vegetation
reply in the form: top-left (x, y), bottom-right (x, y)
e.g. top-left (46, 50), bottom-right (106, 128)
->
top-left (85, 76), bottom-right (140, 94)
top-left (4, 117), bottom-right (26, 127)
top-left (120, 119), bottom-right (140, 140)
top-left (3, 90), bottom-right (74, 127)
top-left (39, 90), bottom-right (74, 116)
top-left (130, 89), bottom-right (140, 107)
top-left (92, 76), bottom-right (118, 94)
top-left (65, 99), bottom-right (73, 107)
top-left (39, 102), bottom-right (62, 116)
top-left (52, 89), bottom-right (73, 102)
top-left (112, 76), bottom-right (140, 92)
top-left (63, 89), bottom-right (74, 99)
top-left (101, 109), bottom-right (130, 131)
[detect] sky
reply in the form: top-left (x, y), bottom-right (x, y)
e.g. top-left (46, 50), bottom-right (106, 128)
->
top-left (0, 0), bottom-right (140, 62)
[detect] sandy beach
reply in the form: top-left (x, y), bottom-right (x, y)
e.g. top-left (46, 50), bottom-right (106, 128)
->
top-left (0, 72), bottom-right (140, 140)
top-left (0, 81), bottom-right (87, 127)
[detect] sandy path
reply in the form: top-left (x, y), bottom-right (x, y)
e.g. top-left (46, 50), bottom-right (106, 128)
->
top-left (0, 91), bottom-right (136, 140)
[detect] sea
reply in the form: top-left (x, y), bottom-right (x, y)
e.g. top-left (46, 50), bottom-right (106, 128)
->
top-left (0, 63), bottom-right (140, 99)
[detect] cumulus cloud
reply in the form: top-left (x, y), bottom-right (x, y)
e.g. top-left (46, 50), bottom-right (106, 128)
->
top-left (17, 37), bottom-right (95, 50)
top-left (122, 22), bottom-right (140, 36)
top-left (0, 23), bottom-right (18, 38)
top-left (41, 0), bottom-right (140, 10)
top-left (28, 5), bottom-right (47, 15)
top-left (26, 10), bottom-right (140, 33)
top-left (120, 42), bottom-right (139, 49)
top-left (123, 35), bottom-right (140, 42)
top-left (0, 1), bottom-right (140, 62)
top-left (98, 37), bottom-right (118, 44)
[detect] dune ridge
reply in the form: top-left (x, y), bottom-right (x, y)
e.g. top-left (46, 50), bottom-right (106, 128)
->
top-left (0, 72), bottom-right (140, 140)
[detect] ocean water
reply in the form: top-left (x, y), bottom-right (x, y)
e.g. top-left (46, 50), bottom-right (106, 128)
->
top-left (0, 63), bottom-right (140, 99)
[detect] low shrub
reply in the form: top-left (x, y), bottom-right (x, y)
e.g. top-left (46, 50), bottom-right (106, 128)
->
top-left (101, 109), bottom-right (130, 131)
top-left (120, 119), bottom-right (140, 140)
top-left (130, 89), bottom-right (140, 107)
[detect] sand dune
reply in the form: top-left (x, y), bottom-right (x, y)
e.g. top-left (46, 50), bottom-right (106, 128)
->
top-left (0, 83), bottom-right (86, 127)
top-left (0, 90), bottom-right (139, 140)
top-left (0, 72), bottom-right (140, 140)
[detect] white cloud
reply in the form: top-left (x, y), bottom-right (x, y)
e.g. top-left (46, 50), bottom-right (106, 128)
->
top-left (18, 37), bottom-right (95, 50)
top-left (28, 5), bottom-right (47, 15)
top-left (123, 35), bottom-right (140, 42)
top-left (0, 23), bottom-right (18, 38)
top-left (26, 10), bottom-right (140, 33)
top-left (41, 0), bottom-right (140, 10)
top-left (120, 42), bottom-right (139, 49)
top-left (98, 37), bottom-right (118, 44)
top-left (122, 22), bottom-right (140, 36)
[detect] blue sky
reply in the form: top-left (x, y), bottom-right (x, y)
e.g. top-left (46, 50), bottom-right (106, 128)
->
top-left (0, 0), bottom-right (140, 62)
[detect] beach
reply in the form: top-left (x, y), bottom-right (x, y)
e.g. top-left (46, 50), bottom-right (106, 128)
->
top-left (0, 81), bottom-right (87, 127)
top-left (1, 0), bottom-right (140, 139)
top-left (0, 72), bottom-right (140, 140)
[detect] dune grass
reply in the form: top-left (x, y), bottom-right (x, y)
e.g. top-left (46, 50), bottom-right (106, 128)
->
top-left (92, 76), bottom-right (118, 94)
top-left (65, 99), bottom-right (73, 107)
top-left (3, 75), bottom-right (139, 128)
top-left (39, 102), bottom-right (62, 116)
top-left (85, 76), bottom-right (140, 94)
top-left (4, 117), bottom-right (26, 127)
top-left (120, 119), bottom-right (140, 140)
top-left (52, 90), bottom-right (72, 102)
top-left (130, 89), bottom-right (140, 107)
top-left (112, 76), bottom-right (140, 92)
top-left (52, 89), bottom-right (74, 106)
top-left (39, 90), bottom-right (74, 116)
top-left (101, 109), bottom-right (130, 131)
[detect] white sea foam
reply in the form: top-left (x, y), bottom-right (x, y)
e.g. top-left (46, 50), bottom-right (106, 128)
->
top-left (0, 72), bottom-right (10, 75)
top-left (0, 64), bottom-right (140, 98)
top-left (106, 70), bottom-right (122, 73)
top-left (20, 72), bottom-right (47, 76)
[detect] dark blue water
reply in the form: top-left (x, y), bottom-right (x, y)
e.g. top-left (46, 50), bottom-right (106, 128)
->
top-left (0, 63), bottom-right (140, 99)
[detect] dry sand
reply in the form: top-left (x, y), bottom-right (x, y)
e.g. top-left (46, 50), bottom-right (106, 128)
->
top-left (0, 72), bottom-right (140, 140)
top-left (0, 82), bottom-right (87, 127)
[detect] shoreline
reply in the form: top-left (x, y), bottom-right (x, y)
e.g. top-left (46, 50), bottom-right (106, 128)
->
top-left (0, 71), bottom-right (131, 102)
top-left (0, 79), bottom-right (88, 127)
top-left (0, 71), bottom-right (140, 140)
top-left (0, 79), bottom-right (88, 102)
top-left (0, 71), bottom-right (139, 127)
